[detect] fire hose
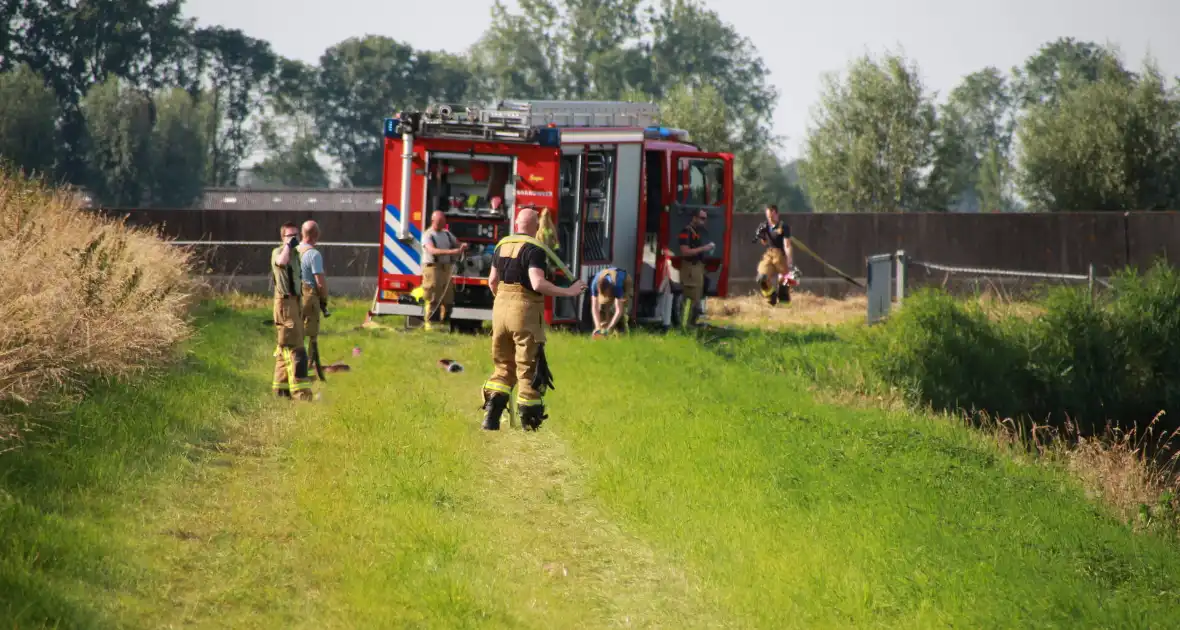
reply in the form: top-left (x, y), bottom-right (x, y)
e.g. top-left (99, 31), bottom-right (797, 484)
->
top-left (789, 237), bottom-right (865, 290)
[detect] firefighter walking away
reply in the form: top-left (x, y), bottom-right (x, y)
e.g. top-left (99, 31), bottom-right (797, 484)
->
top-left (272, 222), bottom-right (314, 400)
top-left (480, 206), bottom-right (587, 431)
top-left (754, 204), bottom-right (796, 305)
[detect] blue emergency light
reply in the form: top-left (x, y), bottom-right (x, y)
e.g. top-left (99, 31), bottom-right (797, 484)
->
top-left (645, 126), bottom-right (673, 138)
top-left (537, 126), bottom-right (561, 147)
top-left (384, 117), bottom-right (397, 138)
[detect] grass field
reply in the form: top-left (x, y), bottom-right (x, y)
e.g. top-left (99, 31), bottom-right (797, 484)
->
top-left (3, 297), bottom-right (1179, 629)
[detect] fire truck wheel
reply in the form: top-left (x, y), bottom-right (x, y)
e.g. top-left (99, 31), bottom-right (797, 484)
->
top-left (452, 319), bottom-right (483, 335)
top-left (670, 293), bottom-right (685, 328)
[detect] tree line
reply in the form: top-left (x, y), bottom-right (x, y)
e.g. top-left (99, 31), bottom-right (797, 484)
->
top-left (2, 1), bottom-right (1178, 213)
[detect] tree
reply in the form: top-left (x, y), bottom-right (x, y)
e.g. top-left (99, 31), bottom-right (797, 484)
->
top-left (800, 51), bottom-right (940, 212)
top-left (937, 67), bottom-right (1018, 211)
top-left (0, 64), bottom-right (59, 178)
top-left (1011, 37), bottom-right (1132, 111)
top-left (467, 0), bottom-right (562, 100)
top-left (80, 76), bottom-right (156, 208)
top-left (313, 35), bottom-right (473, 186)
top-left (252, 117), bottom-right (330, 189)
top-left (644, 0), bottom-right (778, 151)
top-left (10, 0), bottom-right (194, 184)
top-left (189, 26), bottom-right (279, 186)
top-left (1016, 58), bottom-right (1180, 211)
top-left (147, 87), bottom-right (208, 207)
top-left (652, 83), bottom-right (734, 155)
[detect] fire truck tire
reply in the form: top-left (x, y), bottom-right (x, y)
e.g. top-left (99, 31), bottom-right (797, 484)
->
top-left (670, 293), bottom-right (685, 328)
top-left (452, 319), bottom-right (483, 335)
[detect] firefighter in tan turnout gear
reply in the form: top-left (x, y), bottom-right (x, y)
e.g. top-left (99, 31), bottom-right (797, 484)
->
top-left (297, 220), bottom-right (329, 377)
top-left (480, 207), bottom-right (587, 431)
top-left (754, 204), bottom-right (795, 305)
top-left (272, 222), bottom-right (313, 400)
top-left (421, 210), bottom-right (467, 331)
top-left (677, 209), bottom-right (715, 328)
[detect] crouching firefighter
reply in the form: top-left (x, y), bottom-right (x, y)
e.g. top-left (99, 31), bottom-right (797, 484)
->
top-left (272, 222), bottom-right (314, 400)
top-left (480, 207), bottom-right (587, 431)
top-left (754, 204), bottom-right (795, 305)
top-left (590, 266), bottom-right (633, 335)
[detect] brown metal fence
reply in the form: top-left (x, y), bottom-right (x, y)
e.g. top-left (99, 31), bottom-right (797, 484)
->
top-left (96, 207), bottom-right (1180, 296)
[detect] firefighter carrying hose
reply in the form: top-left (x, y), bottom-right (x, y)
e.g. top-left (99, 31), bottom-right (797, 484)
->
top-left (754, 204), bottom-right (796, 305)
top-left (590, 266), bottom-right (633, 336)
top-left (480, 206), bottom-right (587, 431)
top-left (421, 210), bottom-right (467, 331)
top-left (272, 222), bottom-right (313, 400)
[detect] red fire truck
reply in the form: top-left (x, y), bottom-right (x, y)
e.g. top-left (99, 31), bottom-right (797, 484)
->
top-left (368, 99), bottom-right (735, 332)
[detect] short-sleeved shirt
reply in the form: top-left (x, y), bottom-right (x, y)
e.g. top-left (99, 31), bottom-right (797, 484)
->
top-left (297, 244), bottom-right (324, 287)
top-left (422, 228), bottom-right (459, 265)
top-left (591, 268), bottom-right (631, 303)
top-left (493, 241), bottom-right (548, 294)
top-left (757, 220), bottom-right (791, 250)
top-left (678, 225), bottom-right (704, 263)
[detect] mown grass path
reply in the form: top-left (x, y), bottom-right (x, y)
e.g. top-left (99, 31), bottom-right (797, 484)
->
top-left (3, 300), bottom-right (1179, 628)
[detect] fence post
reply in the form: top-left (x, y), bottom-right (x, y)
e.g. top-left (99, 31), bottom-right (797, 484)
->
top-left (895, 250), bottom-right (906, 305)
top-left (1088, 263), bottom-right (1095, 304)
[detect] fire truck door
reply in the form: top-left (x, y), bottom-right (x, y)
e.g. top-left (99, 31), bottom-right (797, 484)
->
top-left (553, 152), bottom-right (583, 320)
top-left (668, 152), bottom-right (734, 295)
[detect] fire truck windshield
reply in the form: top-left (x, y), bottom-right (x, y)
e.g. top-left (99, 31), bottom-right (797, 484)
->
top-left (426, 154), bottom-right (512, 217)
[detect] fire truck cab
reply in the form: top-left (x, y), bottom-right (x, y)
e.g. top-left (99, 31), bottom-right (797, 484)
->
top-left (369, 99), bottom-right (734, 331)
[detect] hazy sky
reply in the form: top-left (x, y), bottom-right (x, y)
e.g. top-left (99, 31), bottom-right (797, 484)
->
top-left (183, 0), bottom-right (1178, 160)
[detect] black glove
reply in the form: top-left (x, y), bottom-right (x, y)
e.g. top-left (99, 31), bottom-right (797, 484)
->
top-left (287, 236), bottom-right (299, 250)
top-left (319, 296), bottom-right (331, 317)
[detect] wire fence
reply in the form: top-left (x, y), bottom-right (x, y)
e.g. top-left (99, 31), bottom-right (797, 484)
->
top-left (868, 250), bottom-right (1115, 324)
top-left (905, 258), bottom-right (1114, 297)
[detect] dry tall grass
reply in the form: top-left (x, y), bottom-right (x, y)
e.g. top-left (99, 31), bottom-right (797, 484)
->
top-left (706, 290), bottom-right (869, 329)
top-left (0, 167), bottom-right (199, 409)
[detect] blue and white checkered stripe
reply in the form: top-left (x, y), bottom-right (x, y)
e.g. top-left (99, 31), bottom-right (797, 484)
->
top-left (383, 204), bottom-right (423, 275)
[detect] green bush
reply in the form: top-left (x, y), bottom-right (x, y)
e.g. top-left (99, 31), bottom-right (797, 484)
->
top-left (864, 289), bottom-right (1027, 418)
top-left (864, 260), bottom-right (1180, 436)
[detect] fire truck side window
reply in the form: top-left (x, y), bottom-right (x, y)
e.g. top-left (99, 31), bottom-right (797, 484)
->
top-left (582, 150), bottom-right (615, 262)
top-left (678, 159), bottom-right (726, 208)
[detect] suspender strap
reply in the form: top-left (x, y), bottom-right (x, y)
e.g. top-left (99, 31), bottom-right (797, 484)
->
top-left (496, 234), bottom-right (574, 279)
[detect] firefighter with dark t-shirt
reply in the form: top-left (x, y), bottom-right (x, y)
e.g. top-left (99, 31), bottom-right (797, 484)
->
top-left (754, 204), bottom-right (795, 305)
top-left (479, 207), bottom-right (587, 431)
top-left (677, 209), bottom-right (715, 327)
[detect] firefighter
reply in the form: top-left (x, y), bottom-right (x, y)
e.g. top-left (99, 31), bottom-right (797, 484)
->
top-left (590, 266), bottom-right (632, 336)
top-left (754, 204), bottom-right (795, 305)
top-left (297, 220), bottom-right (329, 376)
top-left (421, 210), bottom-right (467, 331)
top-left (480, 206), bottom-right (587, 431)
top-left (271, 222), bottom-right (313, 400)
top-left (677, 209), bottom-right (715, 328)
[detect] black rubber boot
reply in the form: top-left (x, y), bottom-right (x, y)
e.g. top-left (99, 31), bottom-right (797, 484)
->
top-left (778, 283), bottom-right (791, 304)
top-left (275, 389), bottom-right (292, 399)
top-left (520, 405), bottom-right (548, 431)
top-left (481, 392), bottom-right (509, 431)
